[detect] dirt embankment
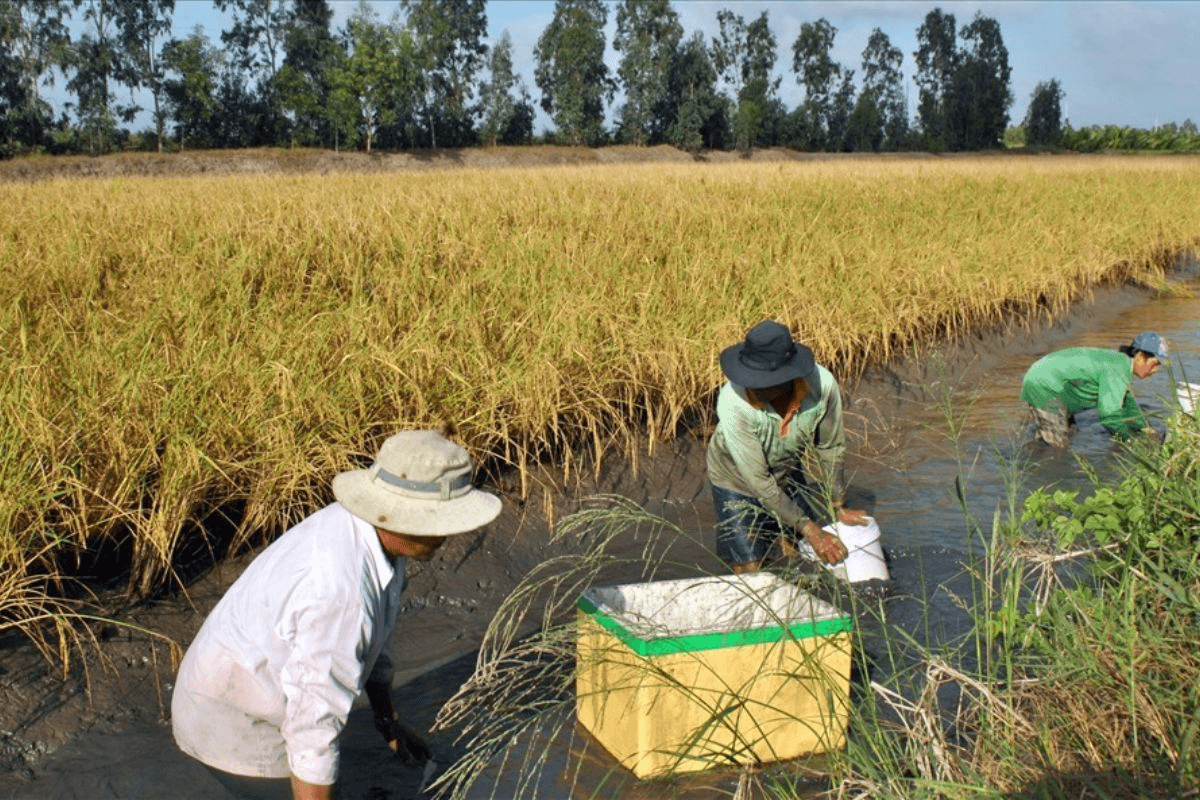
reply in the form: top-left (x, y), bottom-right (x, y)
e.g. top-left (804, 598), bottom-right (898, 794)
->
top-left (0, 144), bottom-right (956, 184)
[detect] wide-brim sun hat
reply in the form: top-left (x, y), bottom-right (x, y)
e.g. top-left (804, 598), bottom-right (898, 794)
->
top-left (719, 320), bottom-right (816, 389)
top-left (332, 430), bottom-right (502, 536)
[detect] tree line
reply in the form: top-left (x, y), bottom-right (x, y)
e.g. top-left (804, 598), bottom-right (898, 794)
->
top-left (3, 0), bottom-right (1046, 157)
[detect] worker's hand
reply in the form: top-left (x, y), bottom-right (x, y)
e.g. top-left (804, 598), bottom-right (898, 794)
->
top-left (1141, 426), bottom-right (1163, 442)
top-left (835, 506), bottom-right (869, 526)
top-left (375, 712), bottom-right (433, 766)
top-left (801, 522), bottom-right (847, 565)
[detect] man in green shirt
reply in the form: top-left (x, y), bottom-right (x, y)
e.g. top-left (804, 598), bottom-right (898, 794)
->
top-left (707, 320), bottom-right (868, 574)
top-left (1021, 331), bottom-right (1167, 447)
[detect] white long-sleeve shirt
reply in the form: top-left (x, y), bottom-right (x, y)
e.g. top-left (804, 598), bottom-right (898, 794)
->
top-left (171, 502), bottom-right (406, 786)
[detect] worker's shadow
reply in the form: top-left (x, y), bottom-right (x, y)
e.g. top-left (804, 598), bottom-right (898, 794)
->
top-left (337, 650), bottom-right (479, 800)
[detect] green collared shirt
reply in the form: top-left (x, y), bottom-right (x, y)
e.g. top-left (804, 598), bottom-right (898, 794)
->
top-left (1020, 347), bottom-right (1145, 437)
top-left (706, 364), bottom-right (847, 529)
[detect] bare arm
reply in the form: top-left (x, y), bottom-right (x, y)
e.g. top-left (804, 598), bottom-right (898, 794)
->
top-left (366, 678), bottom-right (432, 765)
top-left (291, 777), bottom-right (334, 800)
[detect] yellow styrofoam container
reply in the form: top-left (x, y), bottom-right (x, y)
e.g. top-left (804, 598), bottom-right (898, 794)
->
top-left (575, 573), bottom-right (853, 778)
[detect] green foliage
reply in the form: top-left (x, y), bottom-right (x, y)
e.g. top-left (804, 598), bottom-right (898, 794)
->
top-left (161, 27), bottom-right (221, 150)
top-left (913, 7), bottom-right (958, 149)
top-left (112, 0), bottom-right (175, 153)
top-left (274, 0), bottom-right (339, 148)
top-left (1002, 124), bottom-right (1025, 148)
top-left (665, 30), bottom-right (728, 152)
top-left (613, 0), bottom-right (681, 146)
top-left (790, 17), bottom-right (842, 151)
top-left (66, 0), bottom-right (130, 154)
top-left (826, 68), bottom-right (856, 151)
top-left (478, 31), bottom-right (529, 147)
top-left (710, 9), bottom-right (780, 152)
top-left (954, 13), bottom-right (1012, 148)
top-left (860, 27), bottom-right (907, 151)
top-left (534, 0), bottom-right (613, 147)
top-left (214, 0), bottom-right (296, 146)
top-left (2, 2), bottom-right (1190, 156)
top-left (1020, 422), bottom-right (1200, 553)
top-left (1024, 78), bottom-right (1063, 147)
top-left (1064, 122), bottom-right (1200, 153)
top-left (844, 88), bottom-right (883, 152)
top-left (997, 420), bottom-right (1200, 789)
top-left (915, 9), bottom-right (1012, 151)
top-left (1, 1), bottom-right (73, 153)
top-left (332, 1), bottom-right (416, 153)
top-left (402, 0), bottom-right (488, 149)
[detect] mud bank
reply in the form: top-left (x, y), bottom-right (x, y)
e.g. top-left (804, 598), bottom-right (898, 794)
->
top-left (0, 145), bottom-right (955, 186)
top-left (0, 274), bottom-right (1193, 799)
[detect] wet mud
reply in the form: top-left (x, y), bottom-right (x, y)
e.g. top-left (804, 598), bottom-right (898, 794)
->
top-left (2, 265), bottom-right (1198, 799)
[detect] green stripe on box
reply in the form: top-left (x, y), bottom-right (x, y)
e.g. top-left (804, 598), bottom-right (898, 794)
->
top-left (577, 596), bottom-right (854, 656)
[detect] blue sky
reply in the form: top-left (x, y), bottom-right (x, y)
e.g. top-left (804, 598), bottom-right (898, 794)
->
top-left (76, 1), bottom-right (1200, 133)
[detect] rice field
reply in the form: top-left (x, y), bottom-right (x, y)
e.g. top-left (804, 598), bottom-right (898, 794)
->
top-left (3, 154), bottom-right (1200, 613)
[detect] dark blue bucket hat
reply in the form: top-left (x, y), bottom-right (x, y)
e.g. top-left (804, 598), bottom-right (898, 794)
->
top-left (719, 320), bottom-right (816, 389)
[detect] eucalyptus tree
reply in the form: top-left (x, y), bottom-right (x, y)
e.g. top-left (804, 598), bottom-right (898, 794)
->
top-left (401, 0), bottom-right (488, 149)
top-left (333, 0), bottom-right (416, 153)
top-left (665, 30), bottom-right (727, 152)
top-left (740, 11), bottom-right (779, 148)
top-left (712, 8), bottom-right (779, 151)
top-left (114, 0), bottom-right (175, 151)
top-left (613, 0), bottom-right (681, 146)
top-left (161, 26), bottom-right (222, 150)
top-left (67, 0), bottom-right (137, 153)
top-left (915, 8), bottom-right (1010, 151)
top-left (1024, 78), bottom-right (1063, 147)
top-left (534, 0), bottom-right (612, 147)
top-left (275, 0), bottom-right (340, 147)
top-left (322, 43), bottom-right (357, 150)
top-left (844, 82), bottom-right (882, 151)
top-left (952, 12), bottom-right (1011, 149)
top-left (913, 6), bottom-right (958, 149)
top-left (479, 30), bottom-right (533, 146)
top-left (790, 17), bottom-right (841, 150)
top-left (827, 67), bottom-right (856, 151)
top-left (0, 12), bottom-right (21, 152)
top-left (0, 0), bottom-right (72, 151)
top-left (860, 27), bottom-right (907, 150)
top-left (216, 0), bottom-right (294, 145)
top-left (213, 49), bottom-right (261, 146)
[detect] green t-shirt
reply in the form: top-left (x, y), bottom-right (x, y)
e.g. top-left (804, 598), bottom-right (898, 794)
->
top-left (1020, 347), bottom-right (1144, 437)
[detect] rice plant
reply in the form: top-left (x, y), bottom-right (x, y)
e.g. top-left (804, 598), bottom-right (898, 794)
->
top-left (3, 155), bottom-right (1200, 626)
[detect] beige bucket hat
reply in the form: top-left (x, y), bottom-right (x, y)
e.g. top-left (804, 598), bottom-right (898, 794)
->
top-left (332, 430), bottom-right (501, 536)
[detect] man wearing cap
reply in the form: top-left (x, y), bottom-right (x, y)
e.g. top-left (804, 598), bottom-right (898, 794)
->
top-left (171, 430), bottom-right (501, 800)
top-left (1021, 331), bottom-right (1167, 447)
top-left (707, 320), bottom-right (868, 574)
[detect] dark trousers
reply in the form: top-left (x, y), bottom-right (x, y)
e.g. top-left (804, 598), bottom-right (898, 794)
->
top-left (202, 764), bottom-right (296, 800)
top-left (711, 470), bottom-right (823, 567)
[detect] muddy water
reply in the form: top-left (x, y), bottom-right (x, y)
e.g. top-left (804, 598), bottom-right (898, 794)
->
top-left (6, 265), bottom-right (1199, 800)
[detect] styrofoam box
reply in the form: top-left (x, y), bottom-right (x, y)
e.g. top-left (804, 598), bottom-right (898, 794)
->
top-left (575, 573), bottom-right (853, 778)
